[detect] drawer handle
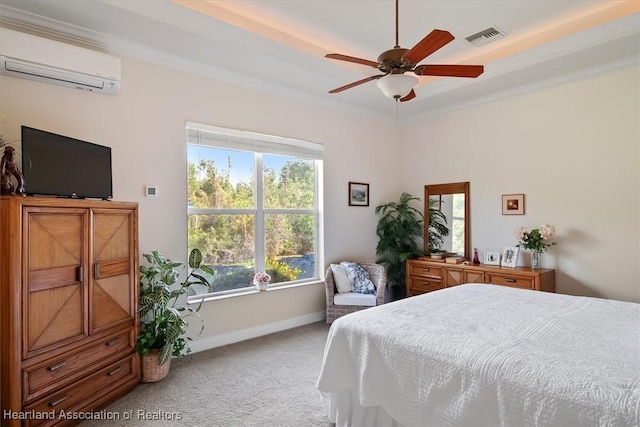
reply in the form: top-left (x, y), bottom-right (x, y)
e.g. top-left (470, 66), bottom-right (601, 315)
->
top-left (77, 266), bottom-right (83, 282)
top-left (49, 394), bottom-right (68, 407)
top-left (422, 268), bottom-right (430, 272)
top-left (504, 278), bottom-right (516, 283)
top-left (106, 338), bottom-right (121, 347)
top-left (107, 367), bottom-right (122, 376)
top-left (47, 361), bottom-right (66, 372)
top-left (94, 263), bottom-right (101, 279)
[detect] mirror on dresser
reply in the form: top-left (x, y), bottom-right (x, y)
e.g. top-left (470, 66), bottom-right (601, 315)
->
top-left (424, 182), bottom-right (470, 260)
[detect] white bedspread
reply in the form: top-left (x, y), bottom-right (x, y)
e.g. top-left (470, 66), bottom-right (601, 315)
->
top-left (316, 284), bottom-right (640, 427)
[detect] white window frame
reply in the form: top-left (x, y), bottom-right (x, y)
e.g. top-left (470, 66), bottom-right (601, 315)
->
top-left (186, 122), bottom-right (324, 298)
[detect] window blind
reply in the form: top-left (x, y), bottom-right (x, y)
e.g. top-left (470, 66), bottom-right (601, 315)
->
top-left (186, 122), bottom-right (323, 160)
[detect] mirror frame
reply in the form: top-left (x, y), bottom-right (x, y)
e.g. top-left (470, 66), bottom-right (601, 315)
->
top-left (424, 182), bottom-right (470, 260)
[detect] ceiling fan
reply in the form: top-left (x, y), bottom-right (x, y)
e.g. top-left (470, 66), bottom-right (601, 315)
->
top-left (326, 0), bottom-right (484, 102)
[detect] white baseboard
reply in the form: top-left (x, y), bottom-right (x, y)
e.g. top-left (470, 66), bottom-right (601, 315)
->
top-left (188, 311), bottom-right (326, 354)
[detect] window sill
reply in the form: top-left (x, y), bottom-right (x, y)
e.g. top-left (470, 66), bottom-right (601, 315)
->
top-left (187, 279), bottom-right (324, 305)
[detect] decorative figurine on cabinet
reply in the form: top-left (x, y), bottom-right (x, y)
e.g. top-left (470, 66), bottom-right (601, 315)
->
top-left (1, 146), bottom-right (25, 195)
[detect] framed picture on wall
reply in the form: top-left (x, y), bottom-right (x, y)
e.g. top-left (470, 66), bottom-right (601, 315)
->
top-left (502, 194), bottom-right (525, 215)
top-left (501, 246), bottom-right (519, 268)
top-left (484, 251), bottom-right (501, 265)
top-left (348, 182), bottom-right (369, 207)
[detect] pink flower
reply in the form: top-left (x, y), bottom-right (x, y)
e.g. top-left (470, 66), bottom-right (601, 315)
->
top-left (539, 224), bottom-right (556, 240)
top-left (253, 272), bottom-right (271, 283)
top-left (514, 226), bottom-right (528, 240)
top-left (514, 224), bottom-right (557, 252)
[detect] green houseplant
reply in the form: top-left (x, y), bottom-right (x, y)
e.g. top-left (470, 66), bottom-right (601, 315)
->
top-left (136, 248), bottom-right (214, 381)
top-left (375, 193), bottom-right (426, 297)
top-left (375, 192), bottom-right (451, 299)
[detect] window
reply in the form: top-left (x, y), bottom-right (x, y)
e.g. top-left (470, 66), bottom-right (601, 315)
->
top-left (186, 122), bottom-right (323, 297)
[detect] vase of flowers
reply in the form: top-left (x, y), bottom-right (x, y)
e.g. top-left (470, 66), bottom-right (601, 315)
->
top-left (514, 224), bottom-right (557, 269)
top-left (253, 271), bottom-right (271, 291)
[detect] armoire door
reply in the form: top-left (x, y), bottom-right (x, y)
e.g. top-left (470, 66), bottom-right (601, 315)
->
top-left (23, 207), bottom-right (89, 359)
top-left (90, 208), bottom-right (136, 333)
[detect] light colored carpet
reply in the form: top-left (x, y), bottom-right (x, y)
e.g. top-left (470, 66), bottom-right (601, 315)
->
top-left (81, 321), bottom-right (333, 427)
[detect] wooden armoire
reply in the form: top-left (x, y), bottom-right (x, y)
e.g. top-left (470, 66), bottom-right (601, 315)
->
top-left (0, 196), bottom-right (139, 426)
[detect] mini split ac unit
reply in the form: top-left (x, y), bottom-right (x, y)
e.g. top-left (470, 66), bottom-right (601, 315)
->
top-left (0, 28), bottom-right (121, 95)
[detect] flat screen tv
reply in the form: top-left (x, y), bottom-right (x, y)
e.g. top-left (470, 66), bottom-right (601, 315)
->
top-left (21, 126), bottom-right (113, 199)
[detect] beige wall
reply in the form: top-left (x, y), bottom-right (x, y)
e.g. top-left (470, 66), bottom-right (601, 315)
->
top-left (401, 65), bottom-right (640, 303)
top-left (1, 52), bottom-right (638, 351)
top-left (0, 55), bottom-right (399, 345)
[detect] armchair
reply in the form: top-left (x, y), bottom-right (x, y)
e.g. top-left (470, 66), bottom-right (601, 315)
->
top-left (325, 262), bottom-right (387, 324)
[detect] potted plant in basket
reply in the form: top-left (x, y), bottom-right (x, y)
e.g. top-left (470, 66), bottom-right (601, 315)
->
top-left (135, 248), bottom-right (214, 382)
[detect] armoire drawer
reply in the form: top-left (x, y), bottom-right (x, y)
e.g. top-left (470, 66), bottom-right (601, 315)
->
top-left (24, 329), bottom-right (133, 402)
top-left (485, 273), bottom-right (534, 290)
top-left (24, 354), bottom-right (135, 427)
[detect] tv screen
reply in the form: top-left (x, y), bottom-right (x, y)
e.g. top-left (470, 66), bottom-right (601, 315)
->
top-left (21, 126), bottom-right (113, 199)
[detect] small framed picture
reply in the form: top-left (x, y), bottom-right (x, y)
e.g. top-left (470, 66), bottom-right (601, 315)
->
top-left (501, 246), bottom-right (519, 268)
top-left (484, 251), bottom-right (501, 266)
top-left (348, 182), bottom-right (369, 207)
top-left (502, 194), bottom-right (525, 215)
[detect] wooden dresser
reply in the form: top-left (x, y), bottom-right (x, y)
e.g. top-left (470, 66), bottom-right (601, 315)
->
top-left (406, 258), bottom-right (555, 297)
top-left (1, 196), bottom-right (139, 426)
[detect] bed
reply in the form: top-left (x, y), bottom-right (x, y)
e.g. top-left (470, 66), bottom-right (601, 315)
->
top-left (316, 284), bottom-right (640, 426)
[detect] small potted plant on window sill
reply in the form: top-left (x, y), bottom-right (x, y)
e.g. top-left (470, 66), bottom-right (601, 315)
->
top-left (135, 248), bottom-right (214, 382)
top-left (252, 271), bottom-right (271, 291)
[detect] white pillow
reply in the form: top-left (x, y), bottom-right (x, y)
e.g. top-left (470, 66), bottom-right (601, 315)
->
top-left (330, 263), bottom-right (353, 293)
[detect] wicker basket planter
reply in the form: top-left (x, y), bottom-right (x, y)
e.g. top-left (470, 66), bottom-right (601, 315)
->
top-left (141, 350), bottom-right (171, 383)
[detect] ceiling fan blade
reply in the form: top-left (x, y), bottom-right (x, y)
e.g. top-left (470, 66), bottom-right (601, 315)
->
top-left (399, 89), bottom-right (416, 102)
top-left (328, 75), bottom-right (384, 94)
top-left (414, 64), bottom-right (484, 78)
top-left (402, 29), bottom-right (455, 64)
top-left (325, 53), bottom-right (379, 68)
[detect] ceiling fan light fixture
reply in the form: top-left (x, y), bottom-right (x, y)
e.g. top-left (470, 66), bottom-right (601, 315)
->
top-left (376, 74), bottom-right (418, 99)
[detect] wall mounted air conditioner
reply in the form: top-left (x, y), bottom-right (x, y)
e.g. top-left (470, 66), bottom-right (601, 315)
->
top-left (0, 28), bottom-right (121, 95)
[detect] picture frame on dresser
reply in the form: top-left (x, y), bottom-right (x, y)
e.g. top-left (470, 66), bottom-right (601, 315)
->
top-left (501, 246), bottom-right (519, 268)
top-left (484, 251), bottom-right (501, 265)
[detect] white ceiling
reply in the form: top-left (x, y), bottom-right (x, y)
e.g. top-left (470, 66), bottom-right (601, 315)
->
top-left (1, 1), bottom-right (638, 122)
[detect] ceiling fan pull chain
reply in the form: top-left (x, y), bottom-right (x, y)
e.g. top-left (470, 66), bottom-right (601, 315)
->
top-left (395, 0), bottom-right (400, 48)
top-left (396, 100), bottom-right (399, 128)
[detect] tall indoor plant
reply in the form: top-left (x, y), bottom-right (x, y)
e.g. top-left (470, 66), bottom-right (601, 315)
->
top-left (375, 193), bottom-right (425, 298)
top-left (136, 248), bottom-right (214, 382)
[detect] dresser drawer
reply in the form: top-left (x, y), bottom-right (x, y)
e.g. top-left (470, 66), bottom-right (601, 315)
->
top-left (408, 277), bottom-right (444, 294)
top-left (407, 263), bottom-right (443, 279)
top-left (464, 271), bottom-right (485, 283)
top-left (24, 329), bottom-right (133, 402)
top-left (24, 355), bottom-right (135, 427)
top-left (485, 273), bottom-right (534, 290)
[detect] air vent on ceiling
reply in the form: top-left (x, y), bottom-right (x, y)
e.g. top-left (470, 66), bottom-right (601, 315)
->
top-left (465, 27), bottom-right (506, 47)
